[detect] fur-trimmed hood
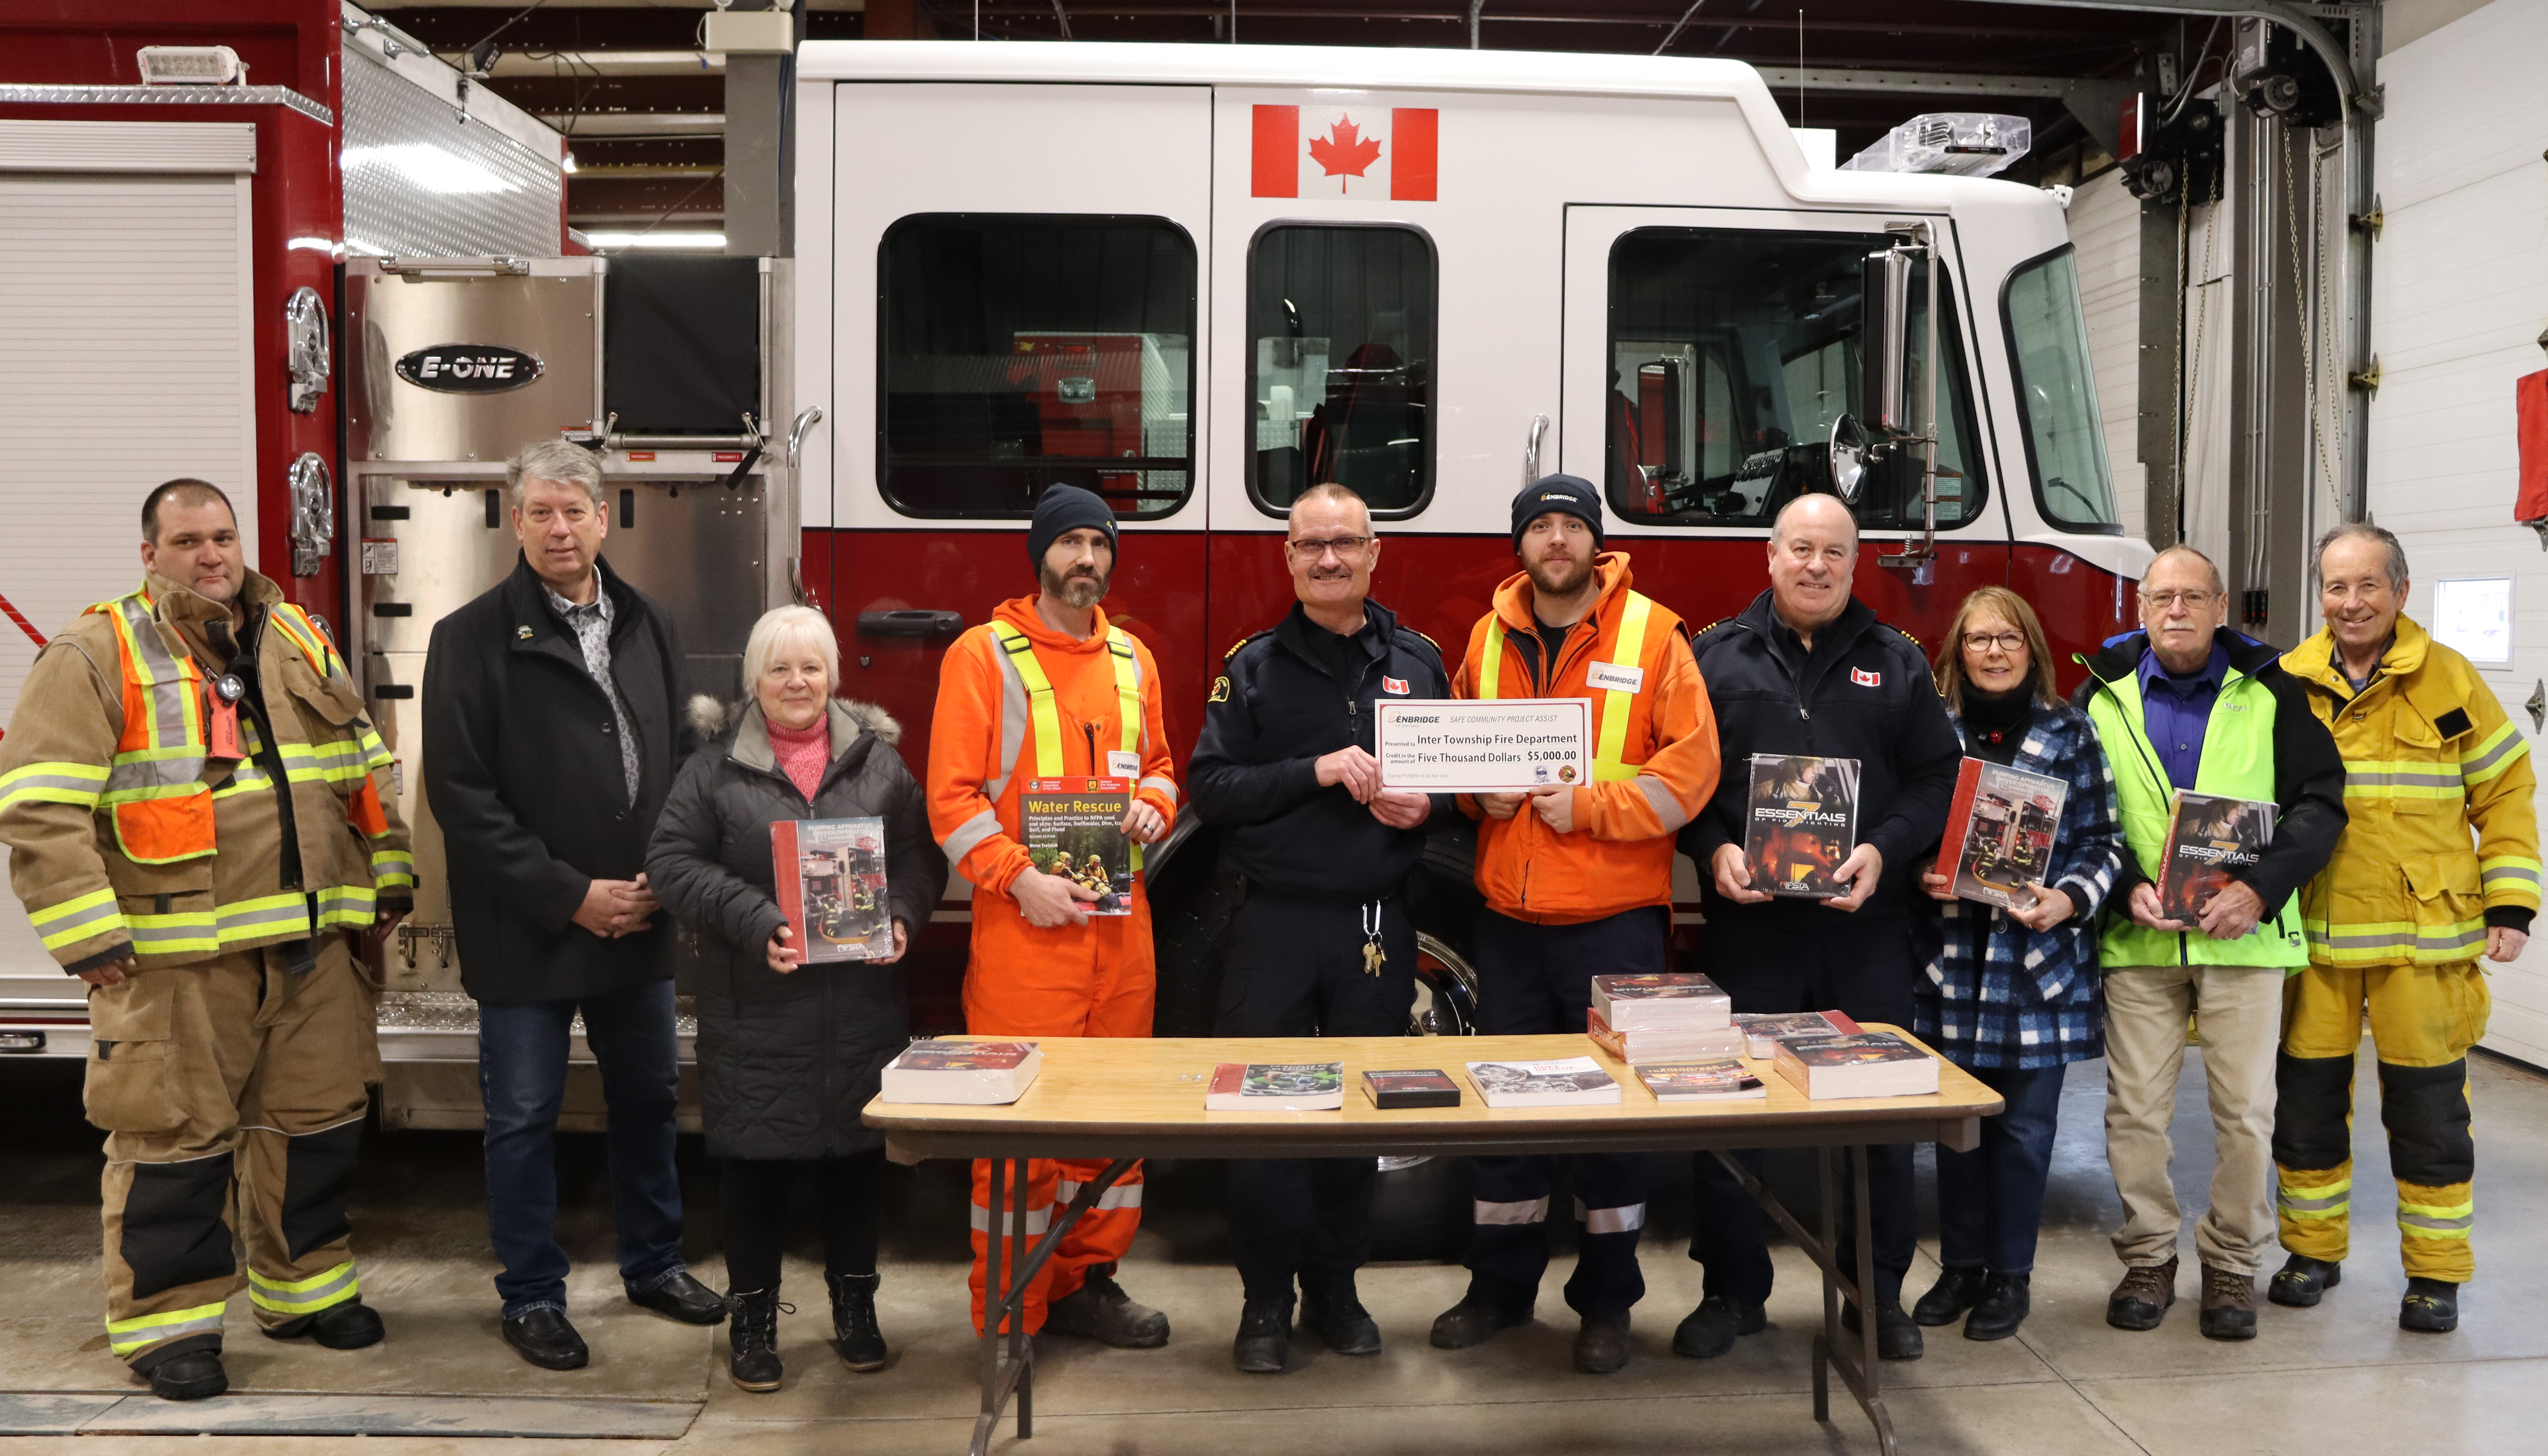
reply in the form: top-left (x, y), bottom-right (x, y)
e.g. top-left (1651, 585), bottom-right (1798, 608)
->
top-left (687, 693), bottom-right (902, 746)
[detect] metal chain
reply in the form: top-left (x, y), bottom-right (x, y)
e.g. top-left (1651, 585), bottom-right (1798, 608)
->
top-left (2284, 125), bottom-right (2341, 519)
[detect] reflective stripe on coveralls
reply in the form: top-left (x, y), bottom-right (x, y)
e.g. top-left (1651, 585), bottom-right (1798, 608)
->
top-left (245, 1260), bottom-right (359, 1315)
top-left (107, 1302), bottom-right (228, 1357)
top-left (1477, 591), bottom-right (1654, 781)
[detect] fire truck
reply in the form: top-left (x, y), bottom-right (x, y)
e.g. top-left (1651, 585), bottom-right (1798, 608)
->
top-left (0, 29), bottom-right (2150, 1151)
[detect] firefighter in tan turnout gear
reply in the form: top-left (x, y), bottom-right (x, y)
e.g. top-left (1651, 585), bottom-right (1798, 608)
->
top-left (0, 481), bottom-right (413, 1402)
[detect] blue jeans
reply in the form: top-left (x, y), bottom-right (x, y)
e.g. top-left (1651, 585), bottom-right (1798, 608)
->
top-left (1933, 1063), bottom-right (2067, 1275)
top-left (478, 978), bottom-right (687, 1319)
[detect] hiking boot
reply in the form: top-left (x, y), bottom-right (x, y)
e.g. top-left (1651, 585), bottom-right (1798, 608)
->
top-left (2399, 1277), bottom-right (2459, 1334)
top-left (725, 1287), bottom-right (790, 1392)
top-left (2268, 1254), bottom-right (2340, 1309)
top-left (1231, 1297), bottom-right (1292, 1374)
top-left (1300, 1282), bottom-right (1381, 1356)
top-left (1963, 1273), bottom-right (2030, 1341)
top-left (1574, 1311), bottom-right (1632, 1374)
top-left (2198, 1265), bottom-right (2256, 1341)
top-left (1840, 1296), bottom-right (1925, 1360)
top-left (263, 1299), bottom-right (385, 1350)
top-left (828, 1271), bottom-right (886, 1372)
top-left (1913, 1267), bottom-right (1986, 1327)
top-left (2106, 1258), bottom-right (2177, 1331)
top-left (142, 1350), bottom-right (227, 1402)
top-left (1429, 1293), bottom-right (1530, 1349)
top-left (1670, 1294), bottom-right (1765, 1358)
top-left (1043, 1268), bottom-right (1169, 1349)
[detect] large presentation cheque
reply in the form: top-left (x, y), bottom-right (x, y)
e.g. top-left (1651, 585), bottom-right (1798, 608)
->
top-left (1375, 698), bottom-right (1593, 794)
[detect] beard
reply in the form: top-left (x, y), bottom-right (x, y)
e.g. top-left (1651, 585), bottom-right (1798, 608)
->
top-left (1040, 564), bottom-right (1109, 609)
top-left (1526, 552), bottom-right (1596, 599)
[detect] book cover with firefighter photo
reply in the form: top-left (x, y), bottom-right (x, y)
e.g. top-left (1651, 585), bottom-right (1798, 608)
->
top-left (1021, 777), bottom-right (1136, 916)
top-left (1743, 754), bottom-right (1861, 898)
top-left (771, 817), bottom-right (893, 964)
top-left (2158, 790), bottom-right (2276, 923)
top-left (1940, 757), bottom-right (2070, 910)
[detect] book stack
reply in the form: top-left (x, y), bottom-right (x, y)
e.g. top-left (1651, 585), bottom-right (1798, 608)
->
top-left (1587, 973), bottom-right (1741, 1064)
top-left (1771, 1032), bottom-right (1940, 1100)
top-left (878, 1040), bottom-right (1042, 1104)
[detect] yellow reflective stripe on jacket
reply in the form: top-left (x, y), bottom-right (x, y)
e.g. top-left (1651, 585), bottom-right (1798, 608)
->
top-left (246, 1261), bottom-right (358, 1315)
top-left (2461, 722), bottom-right (2529, 785)
top-left (29, 886), bottom-right (123, 952)
top-left (2299, 915), bottom-right (2489, 965)
top-left (315, 884), bottom-right (377, 930)
top-left (357, 725), bottom-right (393, 773)
top-left (0, 760), bottom-right (109, 814)
top-left (1591, 593), bottom-right (1652, 782)
top-left (1106, 631), bottom-right (1142, 756)
top-left (2481, 855), bottom-right (2543, 895)
top-left (265, 605), bottom-right (335, 677)
top-left (1479, 617), bottom-right (1506, 700)
top-left (107, 1301), bottom-right (227, 1356)
top-left (2339, 759), bottom-right (2467, 801)
top-left (370, 848), bottom-right (416, 889)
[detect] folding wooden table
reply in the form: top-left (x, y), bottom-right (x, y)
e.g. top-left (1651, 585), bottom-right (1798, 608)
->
top-left (865, 1029), bottom-right (2002, 1456)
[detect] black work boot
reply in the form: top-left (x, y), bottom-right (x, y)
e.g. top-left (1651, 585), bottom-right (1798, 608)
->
top-left (1042, 1266), bottom-right (1169, 1348)
top-left (828, 1271), bottom-right (886, 1372)
top-left (1840, 1296), bottom-right (1925, 1360)
top-left (1429, 1291), bottom-right (1531, 1349)
top-left (263, 1299), bottom-right (385, 1350)
top-left (1573, 1311), bottom-right (1632, 1374)
top-left (2399, 1277), bottom-right (2460, 1334)
top-left (1299, 1280), bottom-right (1382, 1356)
top-left (1670, 1294), bottom-right (1765, 1358)
top-left (725, 1288), bottom-right (790, 1393)
top-left (1962, 1273), bottom-right (2031, 1341)
top-left (1232, 1297), bottom-right (1292, 1374)
top-left (1912, 1267), bottom-right (1986, 1327)
top-left (2268, 1254), bottom-right (2341, 1308)
top-left (139, 1349), bottom-right (227, 1402)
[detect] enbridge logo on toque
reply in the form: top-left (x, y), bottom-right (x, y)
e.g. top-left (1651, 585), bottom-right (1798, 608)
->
top-left (1850, 668), bottom-right (1882, 688)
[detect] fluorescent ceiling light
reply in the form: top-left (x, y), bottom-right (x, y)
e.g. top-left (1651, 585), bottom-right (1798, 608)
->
top-left (342, 143), bottom-right (518, 195)
top-left (581, 231), bottom-right (727, 250)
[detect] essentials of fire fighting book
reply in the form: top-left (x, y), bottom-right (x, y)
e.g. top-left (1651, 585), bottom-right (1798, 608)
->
top-left (1587, 1007), bottom-right (1744, 1065)
top-left (1464, 1057), bottom-right (1624, 1108)
top-left (1743, 754), bottom-right (1861, 898)
top-left (1939, 757), bottom-right (2070, 910)
top-left (879, 1040), bottom-right (1043, 1104)
top-left (1021, 777), bottom-right (1136, 916)
top-left (1635, 1058), bottom-right (1768, 1102)
top-left (1361, 1069), bottom-right (1463, 1109)
top-left (1772, 1033), bottom-right (1940, 1100)
top-left (1206, 1062), bottom-right (1346, 1111)
top-left (1733, 1010), bottom-right (1864, 1059)
top-left (771, 816), bottom-right (893, 963)
top-left (1589, 972), bottom-right (1732, 1031)
top-left (2157, 789), bottom-right (2277, 922)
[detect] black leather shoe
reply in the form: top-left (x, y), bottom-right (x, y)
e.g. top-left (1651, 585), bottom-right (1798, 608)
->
top-left (1573, 1311), bottom-right (1632, 1374)
top-left (828, 1271), bottom-right (886, 1372)
top-left (1429, 1294), bottom-right (1530, 1349)
top-left (1913, 1267), bottom-right (1986, 1326)
top-left (502, 1308), bottom-right (590, 1370)
top-left (2269, 1254), bottom-right (2341, 1308)
top-left (1841, 1297), bottom-right (1925, 1360)
top-left (1963, 1274), bottom-right (2030, 1341)
top-left (1232, 1297), bottom-right (1292, 1374)
top-left (144, 1350), bottom-right (228, 1401)
top-left (630, 1270), bottom-right (728, 1326)
top-left (1672, 1295), bottom-right (1765, 1359)
top-left (2400, 1277), bottom-right (2459, 1334)
top-left (263, 1299), bottom-right (385, 1350)
top-left (1300, 1283), bottom-right (1381, 1356)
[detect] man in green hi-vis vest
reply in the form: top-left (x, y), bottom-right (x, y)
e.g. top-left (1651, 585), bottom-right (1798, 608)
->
top-left (2073, 545), bottom-right (2347, 1343)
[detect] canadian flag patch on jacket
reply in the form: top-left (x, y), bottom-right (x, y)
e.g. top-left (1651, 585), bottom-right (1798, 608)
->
top-left (1382, 676), bottom-right (1411, 695)
top-left (1850, 667), bottom-right (1882, 688)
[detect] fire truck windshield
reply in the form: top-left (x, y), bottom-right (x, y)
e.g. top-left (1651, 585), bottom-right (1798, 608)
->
top-left (2003, 245), bottom-right (2123, 534)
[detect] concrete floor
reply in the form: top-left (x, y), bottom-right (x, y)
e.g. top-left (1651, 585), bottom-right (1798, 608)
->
top-left (3, 1041), bottom-right (2542, 1456)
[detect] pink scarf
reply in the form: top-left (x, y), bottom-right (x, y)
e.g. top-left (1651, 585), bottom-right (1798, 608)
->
top-left (765, 713), bottom-right (830, 800)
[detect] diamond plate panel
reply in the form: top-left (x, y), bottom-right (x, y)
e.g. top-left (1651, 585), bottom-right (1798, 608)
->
top-left (341, 49), bottom-right (560, 257)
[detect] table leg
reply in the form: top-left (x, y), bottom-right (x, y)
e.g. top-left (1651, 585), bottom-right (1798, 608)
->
top-left (970, 1155), bottom-right (1011, 1456)
top-left (1816, 1145), bottom-right (1836, 1424)
top-left (964, 1156), bottom-right (1139, 1456)
top-left (1010, 1157), bottom-right (1034, 1439)
top-left (1850, 1144), bottom-right (1897, 1456)
top-left (1708, 1145), bottom-right (1898, 1456)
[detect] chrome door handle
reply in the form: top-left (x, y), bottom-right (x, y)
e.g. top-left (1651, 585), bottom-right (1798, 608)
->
top-left (1523, 413), bottom-right (1549, 485)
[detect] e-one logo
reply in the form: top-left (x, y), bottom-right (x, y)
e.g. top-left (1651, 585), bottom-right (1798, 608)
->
top-left (394, 344), bottom-right (545, 394)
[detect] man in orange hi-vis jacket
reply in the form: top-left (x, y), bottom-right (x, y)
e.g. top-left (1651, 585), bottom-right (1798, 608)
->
top-left (927, 485), bottom-right (1178, 1346)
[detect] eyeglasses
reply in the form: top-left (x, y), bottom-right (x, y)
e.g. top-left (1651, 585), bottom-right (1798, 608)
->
top-left (1286, 535), bottom-right (1372, 559)
top-left (1962, 631), bottom-right (2028, 653)
top-left (2138, 589), bottom-right (2219, 609)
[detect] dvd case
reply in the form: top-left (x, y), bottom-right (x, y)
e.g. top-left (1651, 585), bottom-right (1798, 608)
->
top-left (1744, 754), bottom-right (1861, 898)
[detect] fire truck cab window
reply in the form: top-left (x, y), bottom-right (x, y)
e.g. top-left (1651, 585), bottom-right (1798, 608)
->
top-left (1247, 225), bottom-right (1436, 515)
top-left (1604, 228), bottom-right (1986, 531)
top-left (878, 213), bottom-right (1196, 519)
top-left (2004, 246), bottom-right (2123, 533)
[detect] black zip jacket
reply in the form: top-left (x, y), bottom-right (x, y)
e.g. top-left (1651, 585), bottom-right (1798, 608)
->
top-left (2071, 629), bottom-right (2347, 914)
top-left (1188, 598), bottom-right (1452, 902)
top-left (1681, 591), bottom-right (1962, 920)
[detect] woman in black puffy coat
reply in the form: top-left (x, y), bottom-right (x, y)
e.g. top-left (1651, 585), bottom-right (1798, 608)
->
top-left (646, 606), bottom-right (944, 1393)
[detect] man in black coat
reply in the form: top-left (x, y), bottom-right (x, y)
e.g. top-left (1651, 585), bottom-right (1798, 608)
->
top-left (1675, 494), bottom-right (1963, 1363)
top-left (1188, 483), bottom-right (1451, 1374)
top-left (422, 440), bottom-right (722, 1371)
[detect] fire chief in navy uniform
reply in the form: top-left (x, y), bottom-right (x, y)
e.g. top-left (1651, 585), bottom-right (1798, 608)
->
top-left (1188, 482), bottom-right (1452, 1375)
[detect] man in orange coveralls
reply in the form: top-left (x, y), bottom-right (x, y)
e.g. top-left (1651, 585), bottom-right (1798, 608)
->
top-left (927, 484), bottom-right (1178, 1345)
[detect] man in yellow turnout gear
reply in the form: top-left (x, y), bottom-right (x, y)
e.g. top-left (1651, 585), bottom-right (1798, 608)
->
top-left (0, 481), bottom-right (412, 1400)
top-left (2271, 524), bottom-right (2539, 1334)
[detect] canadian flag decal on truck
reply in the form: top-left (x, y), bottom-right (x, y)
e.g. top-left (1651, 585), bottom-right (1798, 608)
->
top-left (1251, 105), bottom-right (1438, 201)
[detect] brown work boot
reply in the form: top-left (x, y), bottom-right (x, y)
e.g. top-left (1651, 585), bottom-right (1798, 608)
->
top-left (2105, 1258), bottom-right (2177, 1331)
top-left (2199, 1265), bottom-right (2257, 1341)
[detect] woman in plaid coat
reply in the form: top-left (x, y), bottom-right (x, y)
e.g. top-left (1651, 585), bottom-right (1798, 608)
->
top-left (1910, 586), bottom-right (2124, 1342)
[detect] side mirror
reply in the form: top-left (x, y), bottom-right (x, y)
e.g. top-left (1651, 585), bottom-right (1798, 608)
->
top-left (1829, 413), bottom-right (1868, 503)
top-left (1860, 247), bottom-right (1913, 433)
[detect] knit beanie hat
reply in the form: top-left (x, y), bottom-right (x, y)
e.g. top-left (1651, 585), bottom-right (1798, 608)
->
top-left (1027, 484), bottom-right (1118, 569)
top-left (1511, 474), bottom-right (1605, 553)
